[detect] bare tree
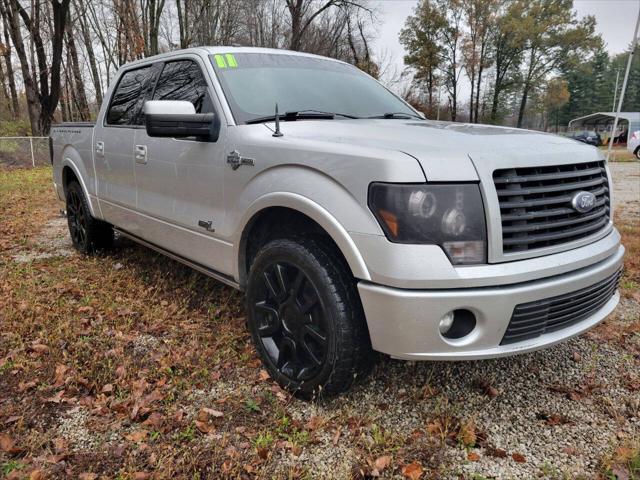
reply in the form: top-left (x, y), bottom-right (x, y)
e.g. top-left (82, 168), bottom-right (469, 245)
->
top-left (0, 13), bottom-right (19, 117)
top-left (1, 0), bottom-right (71, 134)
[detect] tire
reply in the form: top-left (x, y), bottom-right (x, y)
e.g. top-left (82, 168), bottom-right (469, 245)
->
top-left (246, 237), bottom-right (372, 398)
top-left (65, 181), bottom-right (113, 254)
top-left (635, 147), bottom-right (640, 160)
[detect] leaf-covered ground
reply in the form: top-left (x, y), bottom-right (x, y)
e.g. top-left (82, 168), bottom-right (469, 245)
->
top-left (1, 166), bottom-right (639, 479)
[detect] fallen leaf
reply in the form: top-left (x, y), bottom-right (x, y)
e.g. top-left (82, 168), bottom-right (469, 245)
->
top-left (512, 452), bottom-right (527, 463)
top-left (201, 407), bottom-right (224, 418)
top-left (195, 420), bottom-right (214, 434)
top-left (18, 380), bottom-right (37, 392)
top-left (457, 420), bottom-right (477, 447)
top-left (401, 462), bottom-right (423, 480)
top-left (258, 369), bottom-right (270, 381)
top-left (257, 447), bottom-right (269, 459)
top-left (0, 434), bottom-right (22, 454)
top-left (332, 426), bottom-right (342, 445)
top-left (101, 384), bottom-right (114, 393)
top-left (45, 390), bottom-right (65, 404)
top-left (374, 455), bottom-right (392, 471)
top-left (29, 470), bottom-right (45, 480)
top-left (53, 364), bottom-right (69, 387)
top-left (125, 430), bottom-right (148, 442)
top-left (568, 391), bottom-right (582, 402)
top-left (305, 416), bottom-right (323, 431)
top-left (572, 351), bottom-right (582, 362)
top-left (467, 452), bottom-right (481, 461)
top-left (78, 474), bottom-right (97, 480)
top-left (30, 343), bottom-right (49, 354)
top-left (133, 473), bottom-right (150, 480)
top-left (487, 446), bottom-right (507, 458)
top-left (611, 465), bottom-right (630, 480)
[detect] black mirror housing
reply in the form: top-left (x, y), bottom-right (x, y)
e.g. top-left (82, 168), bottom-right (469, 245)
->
top-left (145, 113), bottom-right (220, 141)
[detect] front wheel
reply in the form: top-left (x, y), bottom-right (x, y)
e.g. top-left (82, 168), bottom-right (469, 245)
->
top-left (246, 238), bottom-right (372, 397)
top-left (65, 181), bottom-right (113, 254)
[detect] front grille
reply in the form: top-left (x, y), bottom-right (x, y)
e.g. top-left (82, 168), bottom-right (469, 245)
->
top-left (493, 161), bottom-right (610, 254)
top-left (500, 269), bottom-right (621, 345)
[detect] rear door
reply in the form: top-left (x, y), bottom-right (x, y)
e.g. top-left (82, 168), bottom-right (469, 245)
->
top-left (94, 64), bottom-right (158, 230)
top-left (132, 56), bottom-right (230, 272)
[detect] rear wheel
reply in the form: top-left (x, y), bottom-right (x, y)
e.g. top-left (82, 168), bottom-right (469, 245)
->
top-left (246, 237), bottom-right (372, 398)
top-left (635, 147), bottom-right (640, 160)
top-left (65, 181), bottom-right (113, 254)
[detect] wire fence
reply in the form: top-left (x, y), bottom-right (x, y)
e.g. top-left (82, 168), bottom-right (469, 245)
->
top-left (0, 137), bottom-right (50, 168)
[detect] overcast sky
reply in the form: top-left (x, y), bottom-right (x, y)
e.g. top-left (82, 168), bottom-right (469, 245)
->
top-left (370, 0), bottom-right (640, 95)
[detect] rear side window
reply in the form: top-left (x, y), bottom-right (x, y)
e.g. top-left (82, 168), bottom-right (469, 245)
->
top-left (153, 60), bottom-right (214, 113)
top-left (107, 66), bottom-right (156, 126)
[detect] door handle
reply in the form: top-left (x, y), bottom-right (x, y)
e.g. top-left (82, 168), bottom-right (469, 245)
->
top-left (134, 145), bottom-right (147, 164)
top-left (95, 141), bottom-right (104, 156)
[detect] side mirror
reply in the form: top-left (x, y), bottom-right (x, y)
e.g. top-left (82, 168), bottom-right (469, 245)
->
top-left (144, 100), bottom-right (220, 141)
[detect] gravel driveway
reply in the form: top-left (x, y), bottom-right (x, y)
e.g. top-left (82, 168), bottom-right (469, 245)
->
top-left (282, 161), bottom-right (640, 479)
top-left (3, 163), bottom-right (637, 479)
top-left (610, 161), bottom-right (640, 219)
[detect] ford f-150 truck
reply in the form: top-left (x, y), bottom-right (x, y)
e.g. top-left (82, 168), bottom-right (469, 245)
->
top-left (51, 47), bottom-right (624, 397)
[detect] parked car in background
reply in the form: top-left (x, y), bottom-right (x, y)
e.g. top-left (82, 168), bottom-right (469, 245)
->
top-left (628, 130), bottom-right (640, 159)
top-left (567, 130), bottom-right (602, 146)
top-left (50, 47), bottom-right (624, 397)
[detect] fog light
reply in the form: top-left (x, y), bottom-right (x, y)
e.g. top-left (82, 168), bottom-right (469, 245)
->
top-left (439, 309), bottom-right (477, 340)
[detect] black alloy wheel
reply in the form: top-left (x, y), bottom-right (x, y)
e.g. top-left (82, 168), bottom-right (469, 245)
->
top-left (67, 187), bottom-right (88, 249)
top-left (253, 261), bottom-right (328, 381)
top-left (65, 181), bottom-right (113, 254)
top-left (246, 237), bottom-right (373, 397)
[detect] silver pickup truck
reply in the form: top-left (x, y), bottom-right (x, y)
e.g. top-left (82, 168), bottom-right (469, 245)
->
top-left (51, 47), bottom-right (624, 397)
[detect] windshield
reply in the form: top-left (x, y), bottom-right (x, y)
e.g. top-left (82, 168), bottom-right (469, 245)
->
top-left (210, 52), bottom-right (416, 124)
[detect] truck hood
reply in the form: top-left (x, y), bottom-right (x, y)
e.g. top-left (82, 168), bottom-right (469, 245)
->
top-left (266, 119), bottom-right (603, 181)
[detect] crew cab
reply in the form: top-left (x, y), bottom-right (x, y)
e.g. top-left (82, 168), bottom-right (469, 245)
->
top-left (51, 47), bottom-right (624, 397)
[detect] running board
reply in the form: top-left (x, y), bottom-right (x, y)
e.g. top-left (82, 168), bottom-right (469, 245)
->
top-left (114, 228), bottom-right (240, 290)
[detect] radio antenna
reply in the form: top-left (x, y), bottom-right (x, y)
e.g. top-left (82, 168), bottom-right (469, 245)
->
top-left (273, 103), bottom-right (284, 137)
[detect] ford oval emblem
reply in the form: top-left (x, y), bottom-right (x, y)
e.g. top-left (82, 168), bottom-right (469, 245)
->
top-left (571, 191), bottom-right (596, 213)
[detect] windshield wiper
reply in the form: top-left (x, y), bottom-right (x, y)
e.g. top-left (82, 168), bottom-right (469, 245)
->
top-left (246, 110), bottom-right (359, 124)
top-left (367, 112), bottom-right (424, 120)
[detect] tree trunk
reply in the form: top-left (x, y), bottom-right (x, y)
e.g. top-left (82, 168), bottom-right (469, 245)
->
top-left (468, 70), bottom-right (475, 122)
top-left (1, 13), bottom-right (19, 117)
top-left (74, 0), bottom-right (102, 106)
top-left (66, 20), bottom-right (90, 121)
top-left (517, 82), bottom-right (530, 128)
top-left (0, 59), bottom-right (12, 114)
top-left (474, 63), bottom-right (483, 123)
top-left (176, 0), bottom-right (189, 48)
top-left (148, 0), bottom-right (165, 56)
top-left (287, 0), bottom-right (304, 50)
top-left (2, 0), bottom-right (41, 134)
top-left (4, 0), bottom-right (70, 135)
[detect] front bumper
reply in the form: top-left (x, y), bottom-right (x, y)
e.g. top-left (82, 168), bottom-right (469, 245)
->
top-left (358, 244), bottom-right (624, 360)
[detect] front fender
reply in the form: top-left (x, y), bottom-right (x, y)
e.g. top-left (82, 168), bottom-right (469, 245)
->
top-left (233, 191), bottom-right (372, 283)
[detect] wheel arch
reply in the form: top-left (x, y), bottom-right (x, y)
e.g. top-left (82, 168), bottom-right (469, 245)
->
top-left (235, 193), bottom-right (371, 288)
top-left (60, 153), bottom-right (99, 218)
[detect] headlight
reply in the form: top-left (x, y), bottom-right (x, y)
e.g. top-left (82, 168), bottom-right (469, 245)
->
top-left (368, 183), bottom-right (487, 264)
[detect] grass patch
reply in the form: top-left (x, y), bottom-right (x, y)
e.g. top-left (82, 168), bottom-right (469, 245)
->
top-left (598, 146), bottom-right (638, 162)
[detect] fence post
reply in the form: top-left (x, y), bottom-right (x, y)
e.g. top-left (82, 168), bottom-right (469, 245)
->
top-left (29, 137), bottom-right (35, 167)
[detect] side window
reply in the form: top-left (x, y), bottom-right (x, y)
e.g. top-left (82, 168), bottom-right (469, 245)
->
top-left (153, 60), bottom-right (214, 113)
top-left (106, 66), bottom-right (156, 126)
